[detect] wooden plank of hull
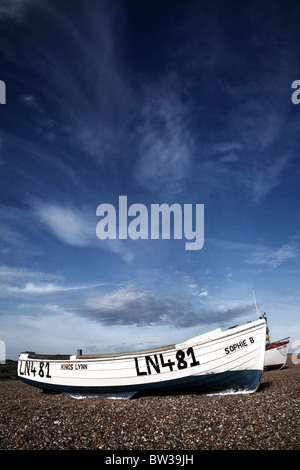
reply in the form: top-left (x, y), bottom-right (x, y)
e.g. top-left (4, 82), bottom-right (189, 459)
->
top-left (18, 319), bottom-right (266, 397)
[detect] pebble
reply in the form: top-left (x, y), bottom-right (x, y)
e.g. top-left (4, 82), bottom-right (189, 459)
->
top-left (0, 357), bottom-right (299, 450)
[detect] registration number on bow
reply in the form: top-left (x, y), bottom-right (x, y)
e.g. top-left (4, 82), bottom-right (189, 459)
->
top-left (19, 360), bottom-right (51, 378)
top-left (134, 347), bottom-right (200, 376)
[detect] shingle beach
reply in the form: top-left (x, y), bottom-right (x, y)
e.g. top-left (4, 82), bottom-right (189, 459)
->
top-left (0, 356), bottom-right (299, 451)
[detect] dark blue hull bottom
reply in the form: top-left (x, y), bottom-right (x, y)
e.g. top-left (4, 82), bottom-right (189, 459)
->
top-left (20, 369), bottom-right (263, 397)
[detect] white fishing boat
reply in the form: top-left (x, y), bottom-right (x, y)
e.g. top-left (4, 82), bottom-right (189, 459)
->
top-left (18, 318), bottom-right (266, 397)
top-left (264, 338), bottom-right (290, 370)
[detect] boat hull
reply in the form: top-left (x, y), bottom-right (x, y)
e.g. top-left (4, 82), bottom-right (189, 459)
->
top-left (264, 338), bottom-right (290, 370)
top-left (18, 319), bottom-right (266, 397)
top-left (19, 368), bottom-right (263, 396)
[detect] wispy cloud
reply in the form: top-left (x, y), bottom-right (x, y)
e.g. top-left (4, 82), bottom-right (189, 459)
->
top-left (171, 4), bottom-right (296, 204)
top-left (0, 265), bottom-right (62, 281)
top-left (246, 243), bottom-right (298, 269)
top-left (32, 201), bottom-right (94, 247)
top-left (135, 84), bottom-right (194, 195)
top-left (0, 204), bottom-right (43, 262)
top-left (199, 291), bottom-right (209, 297)
top-left (8, 282), bottom-right (62, 294)
top-left (0, 0), bottom-right (32, 21)
top-left (241, 154), bottom-right (291, 204)
top-left (0, 265), bottom-right (64, 300)
top-left (23, 1), bottom-right (130, 162)
top-left (7, 281), bottom-right (107, 295)
top-left (31, 200), bottom-right (133, 262)
top-left (212, 239), bottom-right (298, 269)
top-left (3, 0), bottom-right (293, 206)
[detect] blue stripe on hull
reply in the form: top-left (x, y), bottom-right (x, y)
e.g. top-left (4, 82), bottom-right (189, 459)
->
top-left (20, 369), bottom-right (262, 396)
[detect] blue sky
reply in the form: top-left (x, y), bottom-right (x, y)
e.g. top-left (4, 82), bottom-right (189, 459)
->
top-left (0, 0), bottom-right (299, 359)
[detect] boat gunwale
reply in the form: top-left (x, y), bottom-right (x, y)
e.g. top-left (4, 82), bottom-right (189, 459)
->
top-left (24, 344), bottom-right (176, 361)
top-left (265, 337), bottom-right (290, 351)
top-left (76, 343), bottom-right (176, 359)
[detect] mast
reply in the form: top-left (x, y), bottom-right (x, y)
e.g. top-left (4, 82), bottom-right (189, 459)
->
top-left (252, 290), bottom-right (259, 319)
top-left (252, 291), bottom-right (269, 342)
